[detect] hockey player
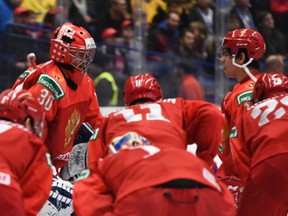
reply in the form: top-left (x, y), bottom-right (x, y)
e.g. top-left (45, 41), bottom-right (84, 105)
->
top-left (73, 132), bottom-right (236, 216)
top-left (12, 22), bottom-right (104, 171)
top-left (0, 89), bottom-right (53, 216)
top-left (217, 28), bottom-right (266, 178)
top-left (235, 73), bottom-right (288, 216)
top-left (87, 73), bottom-right (225, 171)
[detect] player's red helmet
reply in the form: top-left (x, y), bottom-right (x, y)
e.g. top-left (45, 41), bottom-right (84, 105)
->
top-left (221, 28), bottom-right (266, 60)
top-left (0, 89), bottom-right (45, 138)
top-left (123, 74), bottom-right (163, 106)
top-left (252, 73), bottom-right (288, 103)
top-left (50, 22), bottom-right (96, 72)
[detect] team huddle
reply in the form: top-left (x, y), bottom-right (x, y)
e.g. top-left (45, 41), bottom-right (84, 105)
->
top-left (0, 22), bottom-right (287, 216)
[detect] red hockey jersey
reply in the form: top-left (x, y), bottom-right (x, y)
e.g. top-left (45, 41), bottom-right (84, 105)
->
top-left (12, 61), bottom-right (104, 169)
top-left (88, 98), bottom-right (225, 170)
top-left (0, 120), bottom-right (52, 216)
top-left (219, 73), bottom-right (260, 176)
top-left (235, 94), bottom-right (288, 182)
top-left (74, 146), bottom-right (234, 216)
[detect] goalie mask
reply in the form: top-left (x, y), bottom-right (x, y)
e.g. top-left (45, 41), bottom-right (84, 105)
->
top-left (0, 89), bottom-right (46, 138)
top-left (123, 73), bottom-right (163, 106)
top-left (50, 22), bottom-right (96, 73)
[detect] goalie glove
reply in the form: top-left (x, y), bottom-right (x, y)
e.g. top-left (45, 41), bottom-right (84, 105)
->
top-left (74, 122), bottom-right (95, 145)
top-left (60, 142), bottom-right (88, 182)
top-left (60, 122), bottom-right (94, 182)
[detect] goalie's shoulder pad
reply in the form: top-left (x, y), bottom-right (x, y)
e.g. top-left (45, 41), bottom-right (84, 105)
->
top-left (18, 70), bottom-right (32, 79)
top-left (37, 74), bottom-right (65, 100)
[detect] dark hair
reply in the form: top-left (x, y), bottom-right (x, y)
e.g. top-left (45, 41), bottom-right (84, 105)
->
top-left (236, 48), bottom-right (260, 69)
top-left (179, 28), bottom-right (194, 38)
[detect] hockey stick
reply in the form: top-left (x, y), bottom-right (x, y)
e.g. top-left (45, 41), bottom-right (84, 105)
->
top-left (27, 53), bottom-right (37, 69)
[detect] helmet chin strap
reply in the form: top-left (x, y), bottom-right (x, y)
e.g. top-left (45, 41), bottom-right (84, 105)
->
top-left (232, 56), bottom-right (257, 82)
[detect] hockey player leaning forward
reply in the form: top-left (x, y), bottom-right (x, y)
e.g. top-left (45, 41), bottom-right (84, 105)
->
top-left (73, 74), bottom-right (236, 216)
top-left (0, 89), bottom-right (53, 216)
top-left (12, 22), bottom-right (104, 171)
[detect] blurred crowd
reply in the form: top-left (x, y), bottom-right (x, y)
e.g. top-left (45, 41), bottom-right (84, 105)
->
top-left (1, 0), bottom-right (288, 105)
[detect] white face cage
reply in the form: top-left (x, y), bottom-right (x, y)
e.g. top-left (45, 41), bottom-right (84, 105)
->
top-left (69, 47), bottom-right (96, 72)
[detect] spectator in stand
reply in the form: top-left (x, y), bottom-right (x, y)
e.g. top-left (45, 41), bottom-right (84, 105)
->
top-left (94, 0), bottom-right (131, 41)
top-left (130, 0), bottom-right (166, 26)
top-left (11, 22), bottom-right (104, 172)
top-left (8, 6), bottom-right (45, 84)
top-left (170, 28), bottom-right (202, 60)
top-left (270, 0), bottom-right (288, 43)
top-left (226, 13), bottom-right (243, 32)
top-left (73, 133), bottom-right (236, 216)
top-left (0, 0), bottom-right (22, 32)
top-left (68, 0), bottom-right (93, 32)
top-left (147, 12), bottom-right (180, 61)
top-left (187, 0), bottom-right (215, 43)
top-left (20, 0), bottom-right (56, 24)
top-left (0, 89), bottom-right (53, 215)
top-left (100, 26), bottom-right (131, 77)
top-left (118, 19), bottom-right (134, 47)
top-left (189, 21), bottom-right (208, 59)
top-left (255, 10), bottom-right (286, 58)
top-left (90, 51), bottom-right (120, 107)
top-left (151, 0), bottom-right (189, 30)
top-left (265, 54), bottom-right (285, 74)
top-left (235, 73), bottom-right (288, 216)
top-left (175, 61), bottom-right (205, 100)
top-left (188, 2), bottom-right (215, 75)
top-left (228, 0), bottom-right (256, 30)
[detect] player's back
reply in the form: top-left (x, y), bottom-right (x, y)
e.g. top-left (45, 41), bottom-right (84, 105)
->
top-left (105, 98), bottom-right (189, 150)
top-left (0, 120), bottom-right (52, 215)
top-left (237, 94), bottom-right (288, 171)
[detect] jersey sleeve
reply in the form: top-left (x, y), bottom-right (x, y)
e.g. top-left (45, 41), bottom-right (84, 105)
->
top-left (87, 118), bottom-right (108, 169)
top-left (84, 78), bottom-right (104, 129)
top-left (182, 100), bottom-right (225, 170)
top-left (12, 67), bottom-right (37, 90)
top-left (26, 77), bottom-right (59, 122)
top-left (73, 168), bottom-right (113, 216)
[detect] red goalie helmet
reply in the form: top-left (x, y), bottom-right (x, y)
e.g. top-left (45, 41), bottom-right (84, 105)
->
top-left (49, 22), bottom-right (96, 72)
top-left (0, 89), bottom-right (45, 138)
top-left (221, 28), bottom-right (266, 60)
top-left (123, 74), bottom-right (163, 106)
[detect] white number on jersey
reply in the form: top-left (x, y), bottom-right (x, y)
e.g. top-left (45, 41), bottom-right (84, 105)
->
top-left (251, 96), bottom-right (288, 126)
top-left (38, 88), bottom-right (55, 111)
top-left (114, 103), bottom-right (170, 123)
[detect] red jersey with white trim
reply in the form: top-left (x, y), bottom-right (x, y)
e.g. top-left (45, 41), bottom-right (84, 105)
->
top-left (0, 120), bottom-right (52, 216)
top-left (88, 98), bottom-right (225, 170)
top-left (235, 94), bottom-right (288, 182)
top-left (74, 146), bottom-right (233, 216)
top-left (12, 61), bottom-right (104, 169)
top-left (219, 73), bottom-right (260, 176)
